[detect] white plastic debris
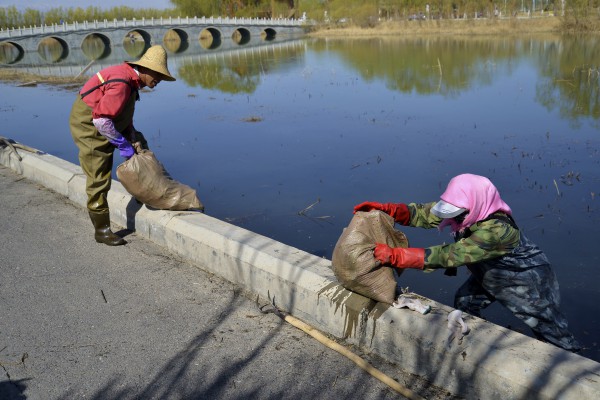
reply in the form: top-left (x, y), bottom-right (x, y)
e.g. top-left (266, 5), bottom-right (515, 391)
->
top-left (446, 309), bottom-right (470, 347)
top-left (392, 295), bottom-right (431, 315)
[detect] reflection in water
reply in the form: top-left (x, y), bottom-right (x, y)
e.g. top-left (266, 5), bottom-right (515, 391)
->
top-left (311, 35), bottom-right (600, 122)
top-left (178, 42), bottom-right (305, 94)
top-left (311, 36), bottom-right (508, 95)
top-left (179, 61), bottom-right (260, 93)
top-left (535, 36), bottom-right (600, 125)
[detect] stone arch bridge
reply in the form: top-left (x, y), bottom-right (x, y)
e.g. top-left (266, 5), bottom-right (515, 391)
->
top-left (0, 16), bottom-right (307, 65)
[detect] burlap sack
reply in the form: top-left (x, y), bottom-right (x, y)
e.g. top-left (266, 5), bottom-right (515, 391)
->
top-left (332, 210), bottom-right (409, 304)
top-left (116, 149), bottom-right (204, 211)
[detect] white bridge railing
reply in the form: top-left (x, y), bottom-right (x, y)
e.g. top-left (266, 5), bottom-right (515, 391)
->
top-left (0, 16), bottom-right (306, 39)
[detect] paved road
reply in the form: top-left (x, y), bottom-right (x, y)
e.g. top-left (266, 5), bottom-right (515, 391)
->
top-left (0, 165), bottom-right (457, 400)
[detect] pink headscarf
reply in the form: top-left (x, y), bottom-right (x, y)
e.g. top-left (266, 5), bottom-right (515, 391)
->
top-left (438, 174), bottom-right (512, 233)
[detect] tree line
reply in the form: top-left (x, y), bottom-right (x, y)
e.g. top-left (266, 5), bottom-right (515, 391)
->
top-left (1, 1), bottom-right (599, 30)
top-left (0, 1), bottom-right (297, 29)
top-left (0, 6), bottom-right (175, 29)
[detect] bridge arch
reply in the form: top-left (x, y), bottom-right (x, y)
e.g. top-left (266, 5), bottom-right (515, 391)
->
top-left (0, 41), bottom-right (25, 64)
top-left (199, 27), bottom-right (222, 50)
top-left (123, 29), bottom-right (152, 58)
top-left (163, 28), bottom-right (189, 53)
top-left (232, 27), bottom-right (251, 45)
top-left (261, 28), bottom-right (277, 41)
top-left (81, 33), bottom-right (111, 60)
top-left (37, 36), bottom-right (69, 62)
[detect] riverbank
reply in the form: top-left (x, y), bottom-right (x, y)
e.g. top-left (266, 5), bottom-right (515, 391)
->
top-left (308, 16), bottom-right (562, 37)
top-left (0, 69), bottom-right (85, 86)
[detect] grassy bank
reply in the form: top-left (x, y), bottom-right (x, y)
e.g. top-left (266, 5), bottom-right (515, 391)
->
top-left (0, 69), bottom-right (86, 87)
top-left (308, 16), bottom-right (562, 37)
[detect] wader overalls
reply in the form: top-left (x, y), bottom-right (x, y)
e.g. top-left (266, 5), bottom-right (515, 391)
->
top-left (69, 78), bottom-right (138, 245)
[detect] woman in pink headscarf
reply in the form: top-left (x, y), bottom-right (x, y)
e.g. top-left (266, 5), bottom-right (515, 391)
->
top-left (354, 173), bottom-right (580, 352)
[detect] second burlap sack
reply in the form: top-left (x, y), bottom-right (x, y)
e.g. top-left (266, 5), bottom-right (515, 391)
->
top-left (332, 210), bottom-right (409, 304)
top-left (116, 149), bottom-right (204, 211)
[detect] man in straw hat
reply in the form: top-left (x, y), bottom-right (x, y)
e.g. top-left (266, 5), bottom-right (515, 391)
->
top-left (69, 45), bottom-right (176, 246)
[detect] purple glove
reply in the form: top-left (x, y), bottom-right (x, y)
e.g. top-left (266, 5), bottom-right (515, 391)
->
top-left (110, 136), bottom-right (135, 159)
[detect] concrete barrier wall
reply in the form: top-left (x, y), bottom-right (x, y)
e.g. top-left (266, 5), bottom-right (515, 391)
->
top-left (2, 143), bottom-right (600, 399)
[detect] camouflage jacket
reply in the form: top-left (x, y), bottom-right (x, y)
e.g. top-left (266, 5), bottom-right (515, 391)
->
top-left (407, 202), bottom-right (521, 270)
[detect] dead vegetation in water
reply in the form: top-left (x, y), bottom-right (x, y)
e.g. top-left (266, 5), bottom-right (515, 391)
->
top-left (297, 198), bottom-right (332, 225)
top-left (242, 116), bottom-right (263, 122)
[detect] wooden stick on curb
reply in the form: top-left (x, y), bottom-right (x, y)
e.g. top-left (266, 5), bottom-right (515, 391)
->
top-left (259, 297), bottom-right (426, 400)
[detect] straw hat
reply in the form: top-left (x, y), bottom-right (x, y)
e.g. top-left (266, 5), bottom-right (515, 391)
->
top-left (126, 45), bottom-right (176, 81)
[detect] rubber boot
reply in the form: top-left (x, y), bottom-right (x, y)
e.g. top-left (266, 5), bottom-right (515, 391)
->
top-left (88, 211), bottom-right (126, 246)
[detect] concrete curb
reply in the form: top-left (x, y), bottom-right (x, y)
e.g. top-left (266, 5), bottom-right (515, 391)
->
top-left (2, 143), bottom-right (599, 399)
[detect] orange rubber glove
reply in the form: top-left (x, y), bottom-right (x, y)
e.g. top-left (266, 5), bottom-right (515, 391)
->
top-left (353, 202), bottom-right (411, 225)
top-left (374, 243), bottom-right (425, 269)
